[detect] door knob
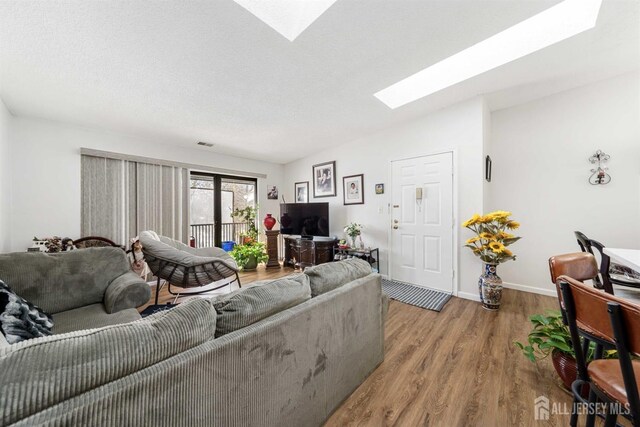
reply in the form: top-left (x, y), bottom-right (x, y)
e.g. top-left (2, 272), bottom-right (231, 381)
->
top-left (393, 219), bottom-right (399, 223)
top-left (393, 225), bottom-right (399, 229)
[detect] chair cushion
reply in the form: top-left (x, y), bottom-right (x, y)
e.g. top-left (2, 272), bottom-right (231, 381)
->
top-left (588, 359), bottom-right (640, 405)
top-left (0, 280), bottom-right (53, 344)
top-left (52, 304), bottom-right (141, 334)
top-left (0, 298), bottom-right (217, 425)
top-left (212, 277), bottom-right (311, 337)
top-left (304, 258), bottom-right (372, 297)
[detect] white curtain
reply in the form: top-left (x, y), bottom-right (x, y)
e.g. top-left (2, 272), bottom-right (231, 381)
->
top-left (81, 155), bottom-right (190, 245)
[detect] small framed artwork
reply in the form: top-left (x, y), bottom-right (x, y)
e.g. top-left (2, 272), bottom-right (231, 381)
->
top-left (312, 161), bottom-right (336, 198)
top-left (375, 183), bottom-right (384, 195)
top-left (343, 174), bottom-right (364, 205)
top-left (294, 181), bottom-right (309, 203)
top-left (267, 185), bottom-right (279, 200)
top-left (485, 155), bottom-right (492, 182)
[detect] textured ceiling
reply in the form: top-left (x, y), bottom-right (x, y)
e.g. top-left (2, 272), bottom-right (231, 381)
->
top-left (0, 0), bottom-right (638, 164)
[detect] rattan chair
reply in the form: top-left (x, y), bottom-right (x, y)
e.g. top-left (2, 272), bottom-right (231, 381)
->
top-left (140, 231), bottom-right (240, 304)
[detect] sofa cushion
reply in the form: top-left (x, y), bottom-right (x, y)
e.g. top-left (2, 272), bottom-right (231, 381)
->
top-left (0, 280), bottom-right (53, 344)
top-left (0, 247), bottom-right (131, 314)
top-left (304, 258), bottom-right (372, 297)
top-left (0, 298), bottom-right (216, 425)
top-left (52, 304), bottom-right (141, 334)
top-left (212, 277), bottom-right (311, 337)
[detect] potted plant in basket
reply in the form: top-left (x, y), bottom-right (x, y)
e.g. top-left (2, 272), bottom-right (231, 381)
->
top-left (229, 205), bottom-right (268, 270)
top-left (514, 310), bottom-right (616, 390)
top-left (462, 211), bottom-right (521, 310)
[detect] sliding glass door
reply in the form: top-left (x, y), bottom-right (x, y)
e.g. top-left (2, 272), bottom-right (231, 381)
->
top-left (189, 173), bottom-right (256, 248)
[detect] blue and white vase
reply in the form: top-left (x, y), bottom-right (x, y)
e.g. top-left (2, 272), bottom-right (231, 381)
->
top-left (478, 263), bottom-right (503, 311)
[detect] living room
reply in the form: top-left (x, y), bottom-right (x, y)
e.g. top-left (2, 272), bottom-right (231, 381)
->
top-left (1, 1), bottom-right (639, 426)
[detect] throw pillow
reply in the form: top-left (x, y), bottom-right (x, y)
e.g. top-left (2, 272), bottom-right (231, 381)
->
top-left (304, 258), bottom-right (373, 297)
top-left (0, 280), bottom-right (53, 344)
top-left (212, 277), bottom-right (311, 337)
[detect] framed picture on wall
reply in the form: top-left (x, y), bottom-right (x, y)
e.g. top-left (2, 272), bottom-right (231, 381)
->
top-left (375, 183), bottom-right (384, 194)
top-left (343, 174), bottom-right (364, 205)
top-left (312, 161), bottom-right (336, 198)
top-left (294, 181), bottom-right (309, 203)
top-left (267, 185), bottom-right (279, 200)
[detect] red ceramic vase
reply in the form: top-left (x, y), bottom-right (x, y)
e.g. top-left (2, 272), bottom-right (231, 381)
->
top-left (263, 213), bottom-right (276, 231)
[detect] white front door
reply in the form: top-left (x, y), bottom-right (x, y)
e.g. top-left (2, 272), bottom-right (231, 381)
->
top-left (390, 152), bottom-right (454, 293)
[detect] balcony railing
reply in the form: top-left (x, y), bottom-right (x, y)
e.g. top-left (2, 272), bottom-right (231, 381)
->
top-left (190, 222), bottom-right (251, 248)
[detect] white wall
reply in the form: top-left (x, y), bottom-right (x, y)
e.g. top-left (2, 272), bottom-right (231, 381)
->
top-left (488, 72), bottom-right (640, 294)
top-left (283, 97), bottom-right (486, 299)
top-left (8, 117), bottom-right (285, 251)
top-left (0, 99), bottom-right (12, 252)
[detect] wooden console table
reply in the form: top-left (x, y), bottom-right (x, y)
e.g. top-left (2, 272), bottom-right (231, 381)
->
top-left (282, 236), bottom-right (337, 268)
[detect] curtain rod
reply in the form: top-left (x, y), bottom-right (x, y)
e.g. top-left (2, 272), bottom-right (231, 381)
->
top-left (80, 148), bottom-right (268, 179)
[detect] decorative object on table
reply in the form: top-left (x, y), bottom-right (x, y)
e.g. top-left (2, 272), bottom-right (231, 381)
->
top-left (28, 239), bottom-right (48, 252)
top-left (32, 236), bottom-right (74, 253)
top-left (462, 211), bottom-right (521, 310)
top-left (344, 223), bottom-right (363, 249)
top-left (485, 155), bottom-right (492, 182)
top-left (263, 213), bottom-right (277, 231)
top-left (295, 181), bottom-right (309, 203)
top-left (264, 229), bottom-right (281, 269)
top-left (312, 160), bottom-right (336, 198)
top-left (382, 279), bottom-right (451, 312)
top-left (588, 149), bottom-right (611, 185)
top-left (343, 174), bottom-right (364, 205)
top-left (127, 237), bottom-right (151, 280)
top-left (267, 185), bottom-right (279, 200)
top-left (375, 183), bottom-right (384, 195)
top-left (513, 310), bottom-right (616, 390)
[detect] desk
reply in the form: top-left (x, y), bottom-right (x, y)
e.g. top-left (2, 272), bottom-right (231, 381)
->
top-left (603, 248), bottom-right (640, 272)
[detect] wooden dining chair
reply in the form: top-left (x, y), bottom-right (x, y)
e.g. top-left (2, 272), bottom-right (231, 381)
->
top-left (560, 275), bottom-right (640, 427)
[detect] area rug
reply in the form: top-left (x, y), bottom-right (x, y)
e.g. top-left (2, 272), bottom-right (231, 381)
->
top-left (140, 303), bottom-right (178, 318)
top-left (382, 279), bottom-right (452, 312)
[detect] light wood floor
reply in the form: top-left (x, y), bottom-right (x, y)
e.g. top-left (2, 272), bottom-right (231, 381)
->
top-left (140, 266), bottom-right (592, 426)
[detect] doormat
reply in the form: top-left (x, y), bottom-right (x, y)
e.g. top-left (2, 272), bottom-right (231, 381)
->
top-left (382, 279), bottom-right (452, 312)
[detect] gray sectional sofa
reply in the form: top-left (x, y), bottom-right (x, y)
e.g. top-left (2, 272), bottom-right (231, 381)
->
top-left (0, 258), bottom-right (386, 427)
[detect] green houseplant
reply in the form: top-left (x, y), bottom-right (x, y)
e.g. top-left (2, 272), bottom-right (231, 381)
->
top-left (229, 241), bottom-right (268, 271)
top-left (228, 205), bottom-right (268, 270)
top-left (514, 310), bottom-right (616, 390)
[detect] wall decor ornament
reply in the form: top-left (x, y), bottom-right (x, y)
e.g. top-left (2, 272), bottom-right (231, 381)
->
top-left (588, 149), bottom-right (611, 185)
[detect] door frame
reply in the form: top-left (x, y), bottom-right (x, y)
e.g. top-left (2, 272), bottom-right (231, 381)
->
top-left (387, 149), bottom-right (459, 296)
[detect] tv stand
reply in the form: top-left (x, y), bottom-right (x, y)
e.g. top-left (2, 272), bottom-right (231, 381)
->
top-left (282, 235), bottom-right (337, 268)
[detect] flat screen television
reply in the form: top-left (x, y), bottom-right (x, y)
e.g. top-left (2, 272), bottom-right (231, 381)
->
top-left (279, 202), bottom-right (329, 237)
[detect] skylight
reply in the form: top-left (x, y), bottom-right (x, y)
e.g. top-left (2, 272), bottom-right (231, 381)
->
top-left (374, 0), bottom-right (603, 109)
top-left (233, 0), bottom-right (338, 42)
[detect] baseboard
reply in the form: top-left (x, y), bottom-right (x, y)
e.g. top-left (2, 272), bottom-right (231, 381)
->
top-left (457, 291), bottom-right (480, 302)
top-left (502, 282), bottom-right (557, 297)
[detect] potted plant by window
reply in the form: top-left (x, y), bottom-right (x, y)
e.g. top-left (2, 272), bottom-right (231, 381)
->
top-left (229, 241), bottom-right (268, 271)
top-left (462, 211), bottom-right (521, 310)
top-left (514, 310), bottom-right (616, 391)
top-left (229, 206), bottom-right (267, 270)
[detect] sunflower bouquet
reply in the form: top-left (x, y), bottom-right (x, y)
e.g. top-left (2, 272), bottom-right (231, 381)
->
top-left (462, 211), bottom-right (521, 264)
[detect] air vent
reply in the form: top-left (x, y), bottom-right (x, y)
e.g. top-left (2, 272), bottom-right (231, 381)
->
top-left (197, 141), bottom-right (214, 147)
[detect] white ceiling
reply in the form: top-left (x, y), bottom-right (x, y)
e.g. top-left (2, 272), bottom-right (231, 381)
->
top-left (0, 0), bottom-right (638, 164)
